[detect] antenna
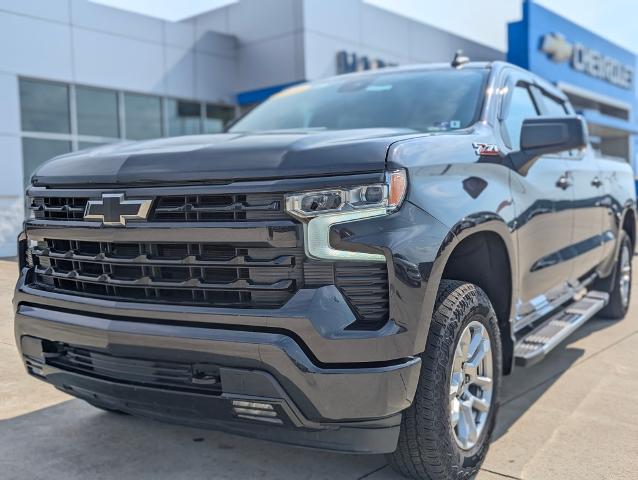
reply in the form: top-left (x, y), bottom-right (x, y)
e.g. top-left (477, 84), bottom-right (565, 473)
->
top-left (451, 50), bottom-right (470, 68)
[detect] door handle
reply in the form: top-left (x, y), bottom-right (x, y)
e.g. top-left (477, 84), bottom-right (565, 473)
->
top-left (591, 177), bottom-right (603, 188)
top-left (556, 174), bottom-right (572, 190)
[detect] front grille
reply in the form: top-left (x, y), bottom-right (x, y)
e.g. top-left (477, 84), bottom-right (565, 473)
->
top-left (31, 239), bottom-right (303, 308)
top-left (26, 188), bottom-right (390, 328)
top-left (29, 240), bottom-right (389, 326)
top-left (30, 193), bottom-right (287, 223)
top-left (44, 344), bottom-right (222, 395)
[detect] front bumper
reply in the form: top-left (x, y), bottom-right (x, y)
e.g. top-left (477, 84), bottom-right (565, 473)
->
top-left (15, 297), bottom-right (420, 453)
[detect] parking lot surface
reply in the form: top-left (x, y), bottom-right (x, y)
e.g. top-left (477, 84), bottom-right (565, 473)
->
top-left (1, 258), bottom-right (637, 479)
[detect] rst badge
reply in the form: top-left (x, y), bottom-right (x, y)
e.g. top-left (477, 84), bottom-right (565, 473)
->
top-left (472, 143), bottom-right (500, 156)
top-left (84, 193), bottom-right (152, 226)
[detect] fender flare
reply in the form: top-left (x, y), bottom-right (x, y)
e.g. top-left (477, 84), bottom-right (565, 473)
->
top-left (597, 201), bottom-right (636, 284)
top-left (617, 201), bottom-right (636, 253)
top-left (414, 212), bottom-right (518, 359)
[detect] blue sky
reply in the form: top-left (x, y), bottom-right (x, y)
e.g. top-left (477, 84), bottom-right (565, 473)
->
top-left (94, 0), bottom-right (638, 54)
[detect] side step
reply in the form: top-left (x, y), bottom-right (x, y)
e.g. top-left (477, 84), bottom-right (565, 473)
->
top-left (514, 291), bottom-right (609, 367)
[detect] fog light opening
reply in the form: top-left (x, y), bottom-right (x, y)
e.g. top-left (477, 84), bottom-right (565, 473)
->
top-left (231, 400), bottom-right (283, 425)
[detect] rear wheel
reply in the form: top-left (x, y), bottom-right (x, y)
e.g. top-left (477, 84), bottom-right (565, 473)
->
top-left (388, 280), bottom-right (502, 480)
top-left (599, 233), bottom-right (632, 319)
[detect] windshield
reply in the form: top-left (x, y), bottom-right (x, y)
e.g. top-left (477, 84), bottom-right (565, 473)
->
top-left (229, 68), bottom-right (488, 133)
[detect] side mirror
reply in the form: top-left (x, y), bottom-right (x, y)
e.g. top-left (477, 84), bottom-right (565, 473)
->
top-left (508, 115), bottom-right (588, 171)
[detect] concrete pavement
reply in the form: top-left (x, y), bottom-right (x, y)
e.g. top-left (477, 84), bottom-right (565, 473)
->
top-left (1, 258), bottom-right (636, 480)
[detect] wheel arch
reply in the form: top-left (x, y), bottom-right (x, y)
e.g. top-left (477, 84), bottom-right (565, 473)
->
top-left (597, 204), bottom-right (636, 284)
top-left (423, 213), bottom-right (518, 374)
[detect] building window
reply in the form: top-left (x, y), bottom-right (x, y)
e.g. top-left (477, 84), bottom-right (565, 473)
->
top-left (19, 79), bottom-right (70, 134)
top-left (124, 93), bottom-right (163, 140)
top-left (204, 104), bottom-right (235, 133)
top-left (22, 138), bottom-right (72, 186)
top-left (167, 99), bottom-right (201, 136)
top-left (76, 86), bottom-right (119, 138)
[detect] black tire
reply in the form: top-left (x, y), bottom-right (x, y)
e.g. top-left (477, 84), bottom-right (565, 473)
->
top-left (598, 233), bottom-right (632, 320)
top-left (388, 280), bottom-right (502, 480)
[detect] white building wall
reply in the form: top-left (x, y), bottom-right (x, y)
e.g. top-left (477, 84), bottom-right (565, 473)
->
top-left (302, 0), bottom-right (504, 81)
top-left (195, 0), bottom-right (305, 92)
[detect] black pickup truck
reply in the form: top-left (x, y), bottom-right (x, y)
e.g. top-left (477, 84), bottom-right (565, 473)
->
top-left (14, 61), bottom-right (635, 480)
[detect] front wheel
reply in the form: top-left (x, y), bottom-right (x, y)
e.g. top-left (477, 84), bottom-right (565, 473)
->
top-left (388, 280), bottom-right (502, 480)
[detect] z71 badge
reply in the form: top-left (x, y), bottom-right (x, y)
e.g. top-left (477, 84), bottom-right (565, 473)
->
top-left (472, 142), bottom-right (500, 156)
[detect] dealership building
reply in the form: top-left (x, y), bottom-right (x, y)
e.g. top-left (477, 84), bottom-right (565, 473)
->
top-left (0, 0), bottom-right (636, 256)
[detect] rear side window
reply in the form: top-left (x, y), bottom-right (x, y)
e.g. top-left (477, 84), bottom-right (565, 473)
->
top-left (541, 93), bottom-right (568, 116)
top-left (503, 85), bottom-right (539, 149)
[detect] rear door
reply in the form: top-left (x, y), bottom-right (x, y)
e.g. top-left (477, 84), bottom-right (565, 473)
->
top-left (500, 74), bottom-right (575, 321)
top-left (534, 89), bottom-right (605, 280)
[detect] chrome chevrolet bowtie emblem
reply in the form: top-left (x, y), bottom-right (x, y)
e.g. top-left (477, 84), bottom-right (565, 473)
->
top-left (84, 194), bottom-right (152, 226)
top-left (540, 33), bottom-right (573, 63)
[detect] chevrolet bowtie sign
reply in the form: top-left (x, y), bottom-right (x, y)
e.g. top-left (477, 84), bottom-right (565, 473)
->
top-left (540, 33), bottom-right (634, 90)
top-left (84, 194), bottom-right (152, 226)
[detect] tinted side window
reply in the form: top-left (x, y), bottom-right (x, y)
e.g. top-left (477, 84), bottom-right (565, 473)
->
top-left (541, 93), bottom-right (568, 116)
top-left (540, 91), bottom-right (577, 157)
top-left (504, 85), bottom-right (539, 149)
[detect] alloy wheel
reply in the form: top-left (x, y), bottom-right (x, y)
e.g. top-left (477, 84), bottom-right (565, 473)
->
top-left (449, 320), bottom-right (494, 450)
top-left (619, 243), bottom-right (632, 309)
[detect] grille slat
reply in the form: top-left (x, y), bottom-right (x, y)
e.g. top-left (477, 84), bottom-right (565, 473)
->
top-left (30, 193), bottom-right (287, 223)
top-left (154, 200), bottom-right (280, 214)
top-left (35, 265), bottom-right (295, 291)
top-left (31, 239), bottom-right (302, 308)
top-left (34, 246), bottom-right (295, 267)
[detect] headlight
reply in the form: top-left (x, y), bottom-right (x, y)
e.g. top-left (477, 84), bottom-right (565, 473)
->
top-left (286, 170), bottom-right (407, 218)
top-left (285, 170), bottom-right (407, 262)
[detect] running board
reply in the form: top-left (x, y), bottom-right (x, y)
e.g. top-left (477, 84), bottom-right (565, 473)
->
top-left (514, 291), bottom-right (609, 367)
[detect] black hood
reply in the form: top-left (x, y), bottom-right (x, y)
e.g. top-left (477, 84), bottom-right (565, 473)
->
top-left (32, 129), bottom-right (418, 187)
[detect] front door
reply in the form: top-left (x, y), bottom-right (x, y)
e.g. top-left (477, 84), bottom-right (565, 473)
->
top-left (500, 79), bottom-right (575, 321)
